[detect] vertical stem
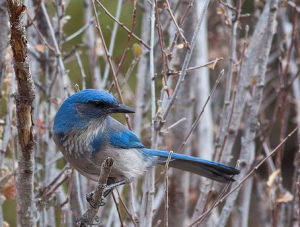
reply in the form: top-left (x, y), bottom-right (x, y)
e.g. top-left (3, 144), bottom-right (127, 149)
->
top-left (140, 1), bottom-right (156, 226)
top-left (0, 0), bottom-right (8, 105)
top-left (83, 0), bottom-right (101, 88)
top-left (101, 0), bottom-right (123, 87)
top-left (6, 1), bottom-right (36, 226)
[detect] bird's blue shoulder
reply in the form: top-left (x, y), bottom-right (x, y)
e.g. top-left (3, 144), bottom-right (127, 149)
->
top-left (106, 117), bottom-right (144, 149)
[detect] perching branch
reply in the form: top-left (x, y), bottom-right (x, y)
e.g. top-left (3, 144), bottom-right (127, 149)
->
top-left (76, 157), bottom-right (114, 226)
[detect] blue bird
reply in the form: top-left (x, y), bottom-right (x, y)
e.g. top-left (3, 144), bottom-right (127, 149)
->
top-left (53, 89), bottom-right (239, 200)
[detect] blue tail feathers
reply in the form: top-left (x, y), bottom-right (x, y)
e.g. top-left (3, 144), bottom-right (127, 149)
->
top-left (142, 149), bottom-right (240, 183)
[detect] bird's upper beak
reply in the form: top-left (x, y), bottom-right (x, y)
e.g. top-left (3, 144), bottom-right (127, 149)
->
top-left (111, 104), bottom-right (135, 113)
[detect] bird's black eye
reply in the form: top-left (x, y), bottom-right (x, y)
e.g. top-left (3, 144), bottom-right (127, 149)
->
top-left (87, 100), bottom-right (110, 108)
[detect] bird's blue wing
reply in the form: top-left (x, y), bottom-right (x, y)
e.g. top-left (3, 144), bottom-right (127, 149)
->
top-left (106, 117), bottom-right (144, 149)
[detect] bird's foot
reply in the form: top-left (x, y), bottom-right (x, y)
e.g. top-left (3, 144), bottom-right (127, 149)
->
top-left (86, 191), bottom-right (107, 208)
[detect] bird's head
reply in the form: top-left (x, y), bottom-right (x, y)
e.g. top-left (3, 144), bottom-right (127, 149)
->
top-left (53, 89), bottom-right (134, 133)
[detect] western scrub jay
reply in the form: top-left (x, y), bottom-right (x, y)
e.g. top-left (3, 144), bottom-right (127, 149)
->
top-left (53, 89), bottom-right (239, 203)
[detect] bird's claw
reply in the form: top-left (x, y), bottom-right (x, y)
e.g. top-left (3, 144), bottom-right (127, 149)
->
top-left (86, 192), bottom-right (106, 208)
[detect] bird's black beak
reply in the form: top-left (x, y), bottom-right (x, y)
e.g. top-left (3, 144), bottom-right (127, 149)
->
top-left (111, 104), bottom-right (135, 113)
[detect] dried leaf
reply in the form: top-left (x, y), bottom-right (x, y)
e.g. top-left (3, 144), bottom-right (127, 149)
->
top-left (267, 169), bottom-right (280, 187)
top-left (35, 44), bottom-right (45, 53)
top-left (276, 191), bottom-right (293, 203)
top-left (0, 165), bottom-right (16, 200)
top-left (176, 43), bottom-right (185, 49)
top-left (49, 97), bottom-right (58, 105)
top-left (184, 42), bottom-right (190, 49)
top-left (132, 43), bottom-right (143, 58)
top-left (36, 118), bottom-right (46, 135)
top-left (207, 58), bottom-right (221, 70)
top-left (74, 84), bottom-right (80, 92)
top-left (95, 37), bottom-right (104, 57)
top-left (216, 6), bottom-right (226, 15)
top-left (1, 183), bottom-right (15, 200)
top-left (251, 76), bottom-right (257, 86)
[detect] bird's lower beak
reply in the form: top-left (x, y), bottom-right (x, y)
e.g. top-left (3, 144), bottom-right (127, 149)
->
top-left (111, 104), bottom-right (135, 113)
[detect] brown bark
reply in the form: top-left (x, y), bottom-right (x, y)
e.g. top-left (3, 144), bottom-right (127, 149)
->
top-left (6, 0), bottom-right (36, 226)
top-left (0, 0), bottom-right (8, 101)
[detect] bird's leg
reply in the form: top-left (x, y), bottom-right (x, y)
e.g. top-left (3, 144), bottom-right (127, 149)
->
top-left (86, 179), bottom-right (129, 208)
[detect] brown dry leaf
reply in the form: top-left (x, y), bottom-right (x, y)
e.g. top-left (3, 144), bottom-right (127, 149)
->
top-left (207, 58), bottom-right (222, 70)
top-left (35, 44), bottom-right (45, 53)
top-left (0, 165), bottom-right (16, 200)
top-left (189, 188), bottom-right (198, 204)
top-left (74, 84), bottom-right (80, 92)
top-left (1, 183), bottom-right (15, 200)
top-left (176, 43), bottom-right (185, 49)
top-left (184, 42), bottom-right (190, 49)
top-left (216, 6), bottom-right (226, 15)
top-left (49, 97), bottom-right (58, 105)
top-left (36, 118), bottom-right (46, 135)
top-left (267, 169), bottom-right (280, 187)
top-left (132, 43), bottom-right (143, 58)
top-left (276, 191), bottom-right (293, 203)
top-left (251, 76), bottom-right (257, 86)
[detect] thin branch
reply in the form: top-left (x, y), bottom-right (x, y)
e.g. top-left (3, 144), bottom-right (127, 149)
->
top-left (64, 17), bottom-right (95, 43)
top-left (109, 0), bottom-right (138, 93)
top-left (111, 191), bottom-right (125, 227)
top-left (189, 125), bottom-right (299, 226)
top-left (40, 1), bottom-right (69, 97)
top-left (140, 0), bottom-right (156, 226)
top-left (95, 0), bottom-right (150, 50)
top-left (167, 57), bottom-right (223, 76)
top-left (75, 51), bottom-right (87, 90)
top-left (177, 69), bottom-right (224, 153)
top-left (102, 0), bottom-right (123, 87)
top-left (91, 0), bottom-right (133, 129)
top-left (165, 0), bottom-right (187, 44)
top-left (162, 0), bottom-right (210, 120)
top-left (164, 151), bottom-right (173, 227)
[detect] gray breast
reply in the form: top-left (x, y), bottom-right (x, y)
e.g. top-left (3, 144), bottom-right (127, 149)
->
top-left (53, 128), bottom-right (103, 181)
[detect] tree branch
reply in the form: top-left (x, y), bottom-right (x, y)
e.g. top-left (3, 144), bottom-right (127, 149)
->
top-left (6, 0), bottom-right (36, 226)
top-left (76, 157), bottom-right (114, 226)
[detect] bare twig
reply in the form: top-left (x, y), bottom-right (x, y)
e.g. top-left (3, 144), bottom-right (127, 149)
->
top-left (101, 0), bottom-right (123, 87)
top-left (40, 1), bottom-right (69, 97)
top-left (91, 0), bottom-right (133, 129)
top-left (162, 0), bottom-right (210, 120)
top-left (64, 16), bottom-right (95, 43)
top-left (177, 69), bottom-right (224, 154)
top-left (111, 191), bottom-right (125, 226)
top-left (165, 0), bottom-right (188, 45)
top-left (164, 151), bottom-right (173, 227)
top-left (167, 57), bottom-right (223, 76)
top-left (140, 0), bottom-right (156, 226)
top-left (75, 51), bottom-right (87, 90)
top-left (189, 125), bottom-right (299, 226)
top-left (95, 0), bottom-right (150, 50)
top-left (109, 0), bottom-right (138, 92)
